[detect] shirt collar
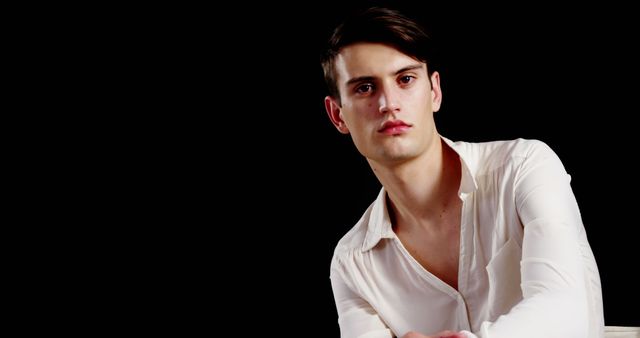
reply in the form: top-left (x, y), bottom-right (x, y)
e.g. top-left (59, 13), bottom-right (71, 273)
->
top-left (361, 135), bottom-right (478, 252)
top-left (441, 135), bottom-right (477, 196)
top-left (361, 189), bottom-right (395, 252)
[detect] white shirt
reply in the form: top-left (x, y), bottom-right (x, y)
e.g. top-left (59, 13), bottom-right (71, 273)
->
top-left (330, 137), bottom-right (604, 338)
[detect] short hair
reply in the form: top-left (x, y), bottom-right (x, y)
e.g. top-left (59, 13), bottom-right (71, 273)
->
top-left (320, 7), bottom-right (436, 105)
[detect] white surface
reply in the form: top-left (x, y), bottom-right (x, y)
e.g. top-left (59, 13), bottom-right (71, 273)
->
top-left (605, 326), bottom-right (640, 338)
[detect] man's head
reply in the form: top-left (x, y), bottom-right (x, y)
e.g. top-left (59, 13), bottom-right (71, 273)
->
top-left (321, 8), bottom-right (442, 166)
top-left (321, 7), bottom-right (436, 106)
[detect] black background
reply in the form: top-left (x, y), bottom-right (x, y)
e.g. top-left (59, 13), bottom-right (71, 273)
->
top-left (147, 0), bottom-right (639, 334)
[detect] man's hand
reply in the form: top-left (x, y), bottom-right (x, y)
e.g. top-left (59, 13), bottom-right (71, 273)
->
top-left (402, 330), bottom-right (465, 338)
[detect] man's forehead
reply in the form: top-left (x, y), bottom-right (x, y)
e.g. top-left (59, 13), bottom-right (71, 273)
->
top-left (335, 45), bottom-right (425, 83)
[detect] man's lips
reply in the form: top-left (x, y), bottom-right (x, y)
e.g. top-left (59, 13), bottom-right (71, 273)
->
top-left (378, 120), bottom-right (412, 135)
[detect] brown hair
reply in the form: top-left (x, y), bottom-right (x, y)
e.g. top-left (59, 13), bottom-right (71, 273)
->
top-left (320, 7), bottom-right (436, 105)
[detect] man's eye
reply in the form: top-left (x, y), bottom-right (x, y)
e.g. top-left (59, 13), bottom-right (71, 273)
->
top-left (356, 84), bottom-right (373, 94)
top-left (399, 75), bottom-right (414, 84)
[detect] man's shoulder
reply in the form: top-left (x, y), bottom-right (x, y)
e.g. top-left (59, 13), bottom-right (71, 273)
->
top-left (463, 138), bottom-right (554, 173)
top-left (331, 202), bottom-right (377, 263)
top-left (470, 137), bottom-right (549, 157)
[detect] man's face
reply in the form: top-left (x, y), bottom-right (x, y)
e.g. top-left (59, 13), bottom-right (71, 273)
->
top-left (325, 42), bottom-right (442, 166)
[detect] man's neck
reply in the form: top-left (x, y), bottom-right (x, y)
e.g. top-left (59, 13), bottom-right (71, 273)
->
top-left (369, 137), bottom-right (462, 232)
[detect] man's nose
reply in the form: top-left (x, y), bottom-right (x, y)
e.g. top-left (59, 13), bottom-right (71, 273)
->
top-left (378, 86), bottom-right (400, 114)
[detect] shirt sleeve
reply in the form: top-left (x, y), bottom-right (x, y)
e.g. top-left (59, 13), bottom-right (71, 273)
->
top-left (470, 141), bottom-right (595, 338)
top-left (330, 258), bottom-right (394, 338)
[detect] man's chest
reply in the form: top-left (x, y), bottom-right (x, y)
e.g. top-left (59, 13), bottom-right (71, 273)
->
top-left (397, 209), bottom-right (462, 290)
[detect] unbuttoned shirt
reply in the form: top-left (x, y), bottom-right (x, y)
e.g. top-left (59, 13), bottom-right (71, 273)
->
top-left (330, 137), bottom-right (604, 338)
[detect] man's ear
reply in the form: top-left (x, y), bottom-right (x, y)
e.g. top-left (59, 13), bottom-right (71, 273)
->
top-left (430, 71), bottom-right (442, 112)
top-left (324, 96), bottom-right (350, 134)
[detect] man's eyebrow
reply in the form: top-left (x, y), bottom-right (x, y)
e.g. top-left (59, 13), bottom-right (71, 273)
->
top-left (344, 64), bottom-right (424, 87)
top-left (346, 76), bottom-right (375, 87)
top-left (394, 64), bottom-right (423, 75)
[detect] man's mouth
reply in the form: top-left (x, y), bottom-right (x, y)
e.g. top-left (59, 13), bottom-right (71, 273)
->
top-left (378, 120), bottom-right (412, 135)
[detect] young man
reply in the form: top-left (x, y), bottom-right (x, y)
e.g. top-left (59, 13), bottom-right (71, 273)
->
top-left (322, 7), bottom-right (604, 338)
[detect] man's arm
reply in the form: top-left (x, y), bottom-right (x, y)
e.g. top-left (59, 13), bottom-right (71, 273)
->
top-left (331, 260), bottom-right (394, 338)
top-left (401, 331), bottom-right (466, 338)
top-left (467, 141), bottom-right (600, 338)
